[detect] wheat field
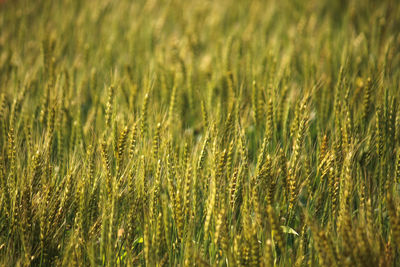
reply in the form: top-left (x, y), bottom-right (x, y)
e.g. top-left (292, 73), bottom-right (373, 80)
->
top-left (0, 0), bottom-right (400, 266)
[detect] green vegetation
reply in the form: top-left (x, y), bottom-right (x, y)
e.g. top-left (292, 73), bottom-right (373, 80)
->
top-left (1, 0), bottom-right (400, 266)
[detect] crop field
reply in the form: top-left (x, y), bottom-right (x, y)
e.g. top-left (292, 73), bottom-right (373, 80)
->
top-left (1, 0), bottom-right (400, 266)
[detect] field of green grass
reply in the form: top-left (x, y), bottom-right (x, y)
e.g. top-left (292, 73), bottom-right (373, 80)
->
top-left (1, 0), bottom-right (400, 266)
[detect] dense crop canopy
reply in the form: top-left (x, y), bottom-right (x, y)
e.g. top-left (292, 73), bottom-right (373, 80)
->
top-left (0, 0), bottom-right (399, 266)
